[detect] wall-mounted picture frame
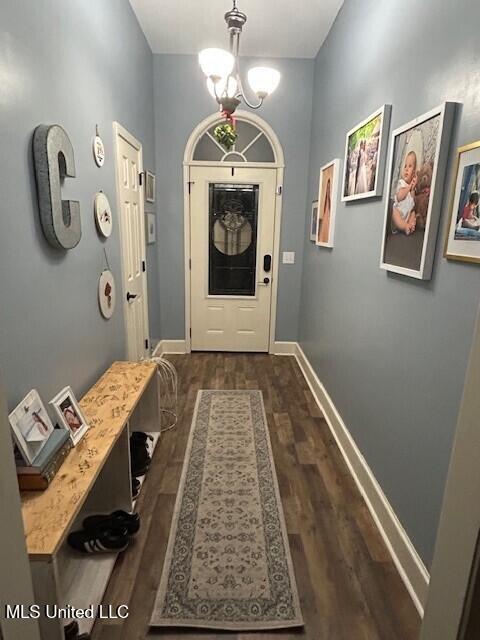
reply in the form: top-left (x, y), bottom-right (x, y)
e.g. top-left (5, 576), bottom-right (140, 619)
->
top-left (444, 140), bottom-right (480, 264)
top-left (316, 159), bottom-right (340, 248)
top-left (380, 102), bottom-right (455, 280)
top-left (145, 171), bottom-right (155, 203)
top-left (98, 269), bottom-right (116, 319)
top-left (146, 213), bottom-right (156, 244)
top-left (309, 201), bottom-right (318, 241)
top-left (93, 134), bottom-right (105, 167)
top-left (9, 390), bottom-right (55, 465)
top-left (94, 191), bottom-right (113, 238)
top-left (342, 104), bottom-right (391, 202)
top-left (50, 387), bottom-right (89, 446)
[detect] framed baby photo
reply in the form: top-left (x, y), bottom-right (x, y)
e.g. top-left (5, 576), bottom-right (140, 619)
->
top-left (310, 201), bottom-right (318, 241)
top-left (342, 104), bottom-right (391, 202)
top-left (9, 389), bottom-right (55, 464)
top-left (316, 159), bottom-right (340, 248)
top-left (380, 102), bottom-right (456, 280)
top-left (50, 386), bottom-right (89, 446)
top-left (444, 140), bottom-right (480, 264)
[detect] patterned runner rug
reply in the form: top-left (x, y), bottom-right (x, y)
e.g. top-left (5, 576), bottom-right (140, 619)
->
top-left (150, 389), bottom-right (303, 630)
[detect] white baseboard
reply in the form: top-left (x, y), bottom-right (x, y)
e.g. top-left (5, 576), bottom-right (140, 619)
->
top-left (294, 342), bottom-right (429, 616)
top-left (152, 339), bottom-right (187, 356)
top-left (272, 341), bottom-right (297, 355)
top-left (154, 340), bottom-right (295, 356)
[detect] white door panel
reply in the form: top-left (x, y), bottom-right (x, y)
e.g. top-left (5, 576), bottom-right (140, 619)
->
top-left (190, 166), bottom-right (276, 352)
top-left (115, 125), bottom-right (149, 361)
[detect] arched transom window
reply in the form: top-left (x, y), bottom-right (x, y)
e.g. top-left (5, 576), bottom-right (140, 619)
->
top-left (193, 118), bottom-right (276, 164)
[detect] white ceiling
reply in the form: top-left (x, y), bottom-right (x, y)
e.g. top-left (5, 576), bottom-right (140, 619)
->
top-left (129, 0), bottom-right (344, 59)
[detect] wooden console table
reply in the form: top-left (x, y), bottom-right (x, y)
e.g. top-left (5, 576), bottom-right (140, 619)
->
top-left (20, 361), bottom-right (161, 640)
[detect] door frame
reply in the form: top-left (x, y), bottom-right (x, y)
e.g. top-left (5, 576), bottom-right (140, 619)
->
top-left (183, 110), bottom-right (285, 354)
top-left (113, 121), bottom-right (150, 360)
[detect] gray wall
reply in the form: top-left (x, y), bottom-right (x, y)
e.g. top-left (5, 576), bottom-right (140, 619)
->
top-left (153, 54), bottom-right (314, 341)
top-left (0, 0), bottom-right (159, 409)
top-left (299, 0), bottom-right (480, 566)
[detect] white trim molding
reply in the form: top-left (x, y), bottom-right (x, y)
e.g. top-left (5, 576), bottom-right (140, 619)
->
top-left (272, 341), bottom-right (297, 355)
top-left (293, 342), bottom-right (429, 616)
top-left (152, 340), bottom-right (187, 356)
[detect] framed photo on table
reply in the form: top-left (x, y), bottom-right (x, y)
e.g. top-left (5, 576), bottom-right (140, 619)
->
top-left (9, 389), bottom-right (55, 464)
top-left (316, 159), bottom-right (340, 248)
top-left (50, 387), bottom-right (89, 446)
top-left (380, 102), bottom-right (455, 280)
top-left (342, 104), bottom-right (391, 202)
top-left (444, 140), bottom-right (480, 264)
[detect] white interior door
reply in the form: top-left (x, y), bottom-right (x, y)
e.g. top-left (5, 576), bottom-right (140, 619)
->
top-left (114, 123), bottom-right (149, 361)
top-left (190, 166), bottom-right (276, 352)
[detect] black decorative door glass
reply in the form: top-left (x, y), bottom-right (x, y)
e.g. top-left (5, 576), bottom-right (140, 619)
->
top-left (208, 183), bottom-right (259, 296)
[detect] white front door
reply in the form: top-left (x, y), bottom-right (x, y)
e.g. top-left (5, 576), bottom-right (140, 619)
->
top-left (190, 166), bottom-right (277, 352)
top-left (114, 123), bottom-right (149, 361)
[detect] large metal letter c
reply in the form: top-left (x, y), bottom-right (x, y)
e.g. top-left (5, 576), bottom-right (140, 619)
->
top-left (33, 124), bottom-right (81, 250)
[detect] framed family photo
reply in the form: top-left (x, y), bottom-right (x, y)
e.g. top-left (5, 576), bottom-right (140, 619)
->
top-left (342, 104), bottom-right (391, 202)
top-left (380, 102), bottom-right (455, 280)
top-left (310, 201), bottom-right (318, 241)
top-left (444, 140), bottom-right (480, 264)
top-left (316, 159), bottom-right (340, 248)
top-left (9, 389), bottom-right (55, 464)
top-left (50, 387), bottom-right (89, 445)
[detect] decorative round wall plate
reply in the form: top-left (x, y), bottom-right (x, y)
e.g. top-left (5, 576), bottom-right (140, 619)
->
top-left (94, 192), bottom-right (113, 237)
top-left (93, 135), bottom-right (105, 167)
top-left (98, 270), bottom-right (116, 319)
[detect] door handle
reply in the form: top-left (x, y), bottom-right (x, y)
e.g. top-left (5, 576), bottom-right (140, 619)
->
top-left (263, 254), bottom-right (272, 272)
top-left (258, 277), bottom-right (270, 286)
top-left (126, 292), bottom-right (137, 302)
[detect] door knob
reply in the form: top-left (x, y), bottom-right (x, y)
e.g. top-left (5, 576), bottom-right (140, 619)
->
top-left (263, 277), bottom-right (270, 285)
top-left (126, 292), bottom-right (137, 302)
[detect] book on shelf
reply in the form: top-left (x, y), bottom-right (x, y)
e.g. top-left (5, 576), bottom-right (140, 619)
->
top-left (15, 428), bottom-right (70, 473)
top-left (16, 429), bottom-right (72, 491)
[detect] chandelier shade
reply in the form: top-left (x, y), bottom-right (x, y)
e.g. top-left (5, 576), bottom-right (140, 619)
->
top-left (198, 48), bottom-right (234, 80)
top-left (247, 67), bottom-right (281, 99)
top-left (197, 1), bottom-right (280, 115)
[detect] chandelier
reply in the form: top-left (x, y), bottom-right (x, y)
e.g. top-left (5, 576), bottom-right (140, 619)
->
top-left (198, 0), bottom-right (281, 116)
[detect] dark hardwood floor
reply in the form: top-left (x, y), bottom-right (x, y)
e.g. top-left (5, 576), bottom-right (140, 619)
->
top-left (92, 353), bottom-right (420, 640)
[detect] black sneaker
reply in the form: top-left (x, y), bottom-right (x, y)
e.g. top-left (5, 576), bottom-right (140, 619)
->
top-left (130, 433), bottom-right (153, 458)
top-left (130, 445), bottom-right (151, 477)
top-left (83, 510), bottom-right (140, 536)
top-left (132, 477), bottom-right (141, 499)
top-left (64, 620), bottom-right (90, 639)
top-left (130, 431), bottom-right (154, 445)
top-left (67, 527), bottom-right (129, 554)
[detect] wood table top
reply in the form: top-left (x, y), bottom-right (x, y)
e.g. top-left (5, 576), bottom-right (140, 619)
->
top-left (20, 361), bottom-right (156, 558)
